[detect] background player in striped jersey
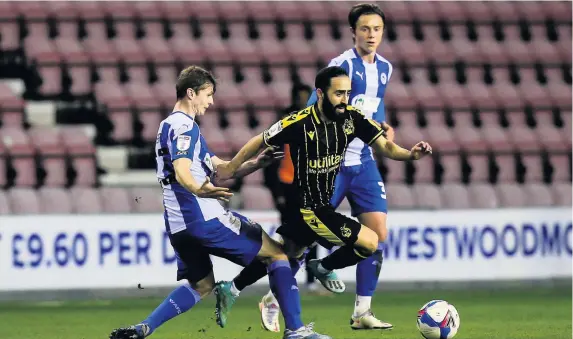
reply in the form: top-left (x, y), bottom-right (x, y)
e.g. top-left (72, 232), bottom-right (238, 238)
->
top-left (109, 66), bottom-right (331, 339)
top-left (258, 3), bottom-right (396, 332)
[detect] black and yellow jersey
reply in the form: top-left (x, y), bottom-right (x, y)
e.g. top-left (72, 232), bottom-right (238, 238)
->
top-left (263, 104), bottom-right (384, 210)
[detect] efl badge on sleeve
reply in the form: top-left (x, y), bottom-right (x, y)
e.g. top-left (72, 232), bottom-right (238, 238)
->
top-left (177, 135), bottom-right (191, 151)
top-left (264, 120), bottom-right (283, 140)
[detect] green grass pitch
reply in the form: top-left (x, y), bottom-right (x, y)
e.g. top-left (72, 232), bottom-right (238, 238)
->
top-left (0, 286), bottom-right (570, 339)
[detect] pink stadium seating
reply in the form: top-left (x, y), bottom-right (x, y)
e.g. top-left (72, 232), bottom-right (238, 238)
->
top-left (441, 183), bottom-right (471, 209)
top-left (468, 183), bottom-right (499, 209)
top-left (39, 187), bottom-right (73, 214)
top-left (241, 185), bottom-right (275, 210)
top-left (412, 184), bottom-right (443, 209)
top-left (8, 188), bottom-right (41, 214)
top-left (553, 183), bottom-right (572, 207)
top-left (0, 1), bottom-right (570, 212)
top-left (0, 190), bottom-right (10, 214)
top-left (69, 187), bottom-right (103, 214)
top-left (130, 187), bottom-right (164, 213)
top-left (385, 183), bottom-right (415, 209)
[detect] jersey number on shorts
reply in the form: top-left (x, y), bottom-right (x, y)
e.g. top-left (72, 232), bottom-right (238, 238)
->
top-left (378, 181), bottom-right (387, 200)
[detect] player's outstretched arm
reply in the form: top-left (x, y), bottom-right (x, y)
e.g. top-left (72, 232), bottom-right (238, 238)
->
top-left (173, 158), bottom-right (233, 201)
top-left (213, 147), bottom-right (284, 180)
top-left (216, 133), bottom-right (266, 180)
top-left (371, 137), bottom-right (433, 161)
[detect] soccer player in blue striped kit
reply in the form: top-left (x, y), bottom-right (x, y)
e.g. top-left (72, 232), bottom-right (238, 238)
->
top-left (257, 3), bottom-right (395, 332)
top-left (109, 66), bottom-right (331, 339)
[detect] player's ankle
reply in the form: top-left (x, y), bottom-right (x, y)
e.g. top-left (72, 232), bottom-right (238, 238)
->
top-left (353, 295), bottom-right (372, 317)
top-left (317, 262), bottom-right (330, 274)
top-left (264, 290), bottom-right (277, 304)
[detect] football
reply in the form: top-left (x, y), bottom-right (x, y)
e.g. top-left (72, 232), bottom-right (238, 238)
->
top-left (416, 300), bottom-right (460, 339)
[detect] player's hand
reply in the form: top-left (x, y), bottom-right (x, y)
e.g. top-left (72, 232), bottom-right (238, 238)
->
top-left (410, 141), bottom-right (433, 160)
top-left (380, 122), bottom-right (395, 142)
top-left (256, 147), bottom-right (284, 168)
top-left (195, 177), bottom-right (234, 202)
top-left (214, 163), bottom-right (236, 181)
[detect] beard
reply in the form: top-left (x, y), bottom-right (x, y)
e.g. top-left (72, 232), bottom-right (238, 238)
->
top-left (322, 96), bottom-right (346, 122)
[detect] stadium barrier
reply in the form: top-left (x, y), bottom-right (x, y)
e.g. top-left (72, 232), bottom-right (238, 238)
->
top-left (0, 208), bottom-right (571, 291)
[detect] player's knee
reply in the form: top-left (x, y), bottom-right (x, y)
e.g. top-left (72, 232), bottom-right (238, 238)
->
top-left (358, 229), bottom-right (379, 256)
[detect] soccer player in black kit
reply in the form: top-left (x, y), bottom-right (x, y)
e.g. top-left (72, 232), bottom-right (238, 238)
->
top-left (213, 66), bottom-right (432, 328)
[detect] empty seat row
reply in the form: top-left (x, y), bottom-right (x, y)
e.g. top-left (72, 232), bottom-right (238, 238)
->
top-left (14, 22), bottom-right (570, 65)
top-left (1, 181), bottom-right (569, 215)
top-left (34, 64), bottom-right (573, 110)
top-left (5, 17), bottom-right (571, 44)
top-left (0, 1), bottom-right (570, 22)
top-left (384, 182), bottom-right (572, 210)
top-left (379, 152), bottom-right (571, 184)
top-left (0, 187), bottom-right (161, 214)
top-left (105, 108), bottom-right (572, 153)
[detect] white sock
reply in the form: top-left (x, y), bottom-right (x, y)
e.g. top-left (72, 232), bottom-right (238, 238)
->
top-left (264, 289), bottom-right (278, 304)
top-left (230, 281), bottom-right (241, 297)
top-left (317, 262), bottom-right (330, 274)
top-left (353, 295), bottom-right (372, 317)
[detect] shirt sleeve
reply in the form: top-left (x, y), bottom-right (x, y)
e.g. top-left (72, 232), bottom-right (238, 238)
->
top-left (349, 107), bottom-right (384, 146)
top-left (171, 124), bottom-right (200, 161)
top-left (263, 115), bottom-right (300, 147)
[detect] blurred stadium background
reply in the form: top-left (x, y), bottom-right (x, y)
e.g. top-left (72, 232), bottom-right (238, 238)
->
top-left (0, 0), bottom-right (570, 211)
top-left (0, 2), bottom-right (571, 339)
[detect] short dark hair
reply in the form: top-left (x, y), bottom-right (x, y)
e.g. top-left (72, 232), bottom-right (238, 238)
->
top-left (175, 66), bottom-right (217, 100)
top-left (315, 66), bottom-right (349, 93)
top-left (348, 3), bottom-right (386, 31)
top-left (291, 83), bottom-right (312, 102)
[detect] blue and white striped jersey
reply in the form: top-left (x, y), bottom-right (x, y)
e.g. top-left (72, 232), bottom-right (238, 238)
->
top-left (308, 48), bottom-right (393, 167)
top-left (155, 111), bottom-right (226, 234)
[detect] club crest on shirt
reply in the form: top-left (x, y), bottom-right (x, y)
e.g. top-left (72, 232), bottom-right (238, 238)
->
top-left (176, 135), bottom-right (191, 150)
top-left (380, 72), bottom-right (387, 85)
top-left (343, 119), bottom-right (354, 135)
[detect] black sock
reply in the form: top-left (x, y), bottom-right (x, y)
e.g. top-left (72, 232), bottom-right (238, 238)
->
top-left (233, 259), bottom-right (268, 291)
top-left (320, 246), bottom-right (367, 271)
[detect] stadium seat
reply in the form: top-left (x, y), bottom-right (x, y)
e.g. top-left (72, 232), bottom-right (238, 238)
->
top-left (243, 168), bottom-right (264, 185)
top-left (130, 187), bottom-right (164, 213)
top-left (548, 154), bottom-right (571, 182)
top-left (467, 154), bottom-right (490, 182)
top-left (440, 154), bottom-right (462, 183)
top-left (0, 189), bottom-right (10, 214)
top-left (553, 183), bottom-right (572, 207)
top-left (468, 183), bottom-right (499, 208)
top-left (39, 187), bottom-right (73, 214)
top-left (8, 188), bottom-right (41, 214)
top-left (100, 187), bottom-right (132, 213)
top-left (524, 183), bottom-right (555, 207)
top-left (412, 184), bottom-right (443, 209)
top-left (385, 183), bottom-right (415, 209)
top-left (241, 185), bottom-right (275, 210)
top-left (69, 187), bottom-right (104, 214)
top-left (496, 183), bottom-right (526, 207)
top-left (440, 183), bottom-right (471, 209)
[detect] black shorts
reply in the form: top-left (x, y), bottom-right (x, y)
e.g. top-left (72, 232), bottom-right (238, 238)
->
top-left (277, 205), bottom-right (361, 250)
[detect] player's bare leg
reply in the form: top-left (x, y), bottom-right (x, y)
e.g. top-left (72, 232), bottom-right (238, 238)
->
top-left (350, 211), bottom-right (392, 330)
top-left (306, 225), bottom-right (378, 294)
